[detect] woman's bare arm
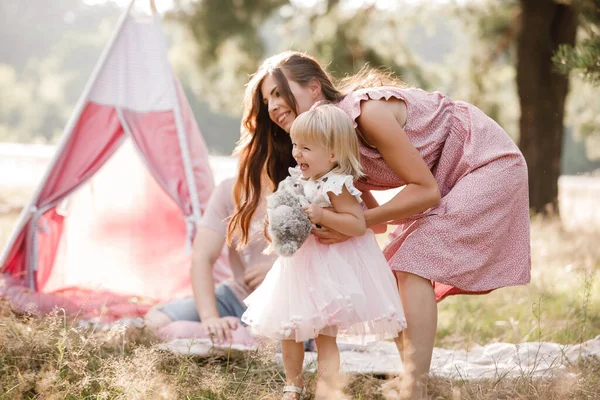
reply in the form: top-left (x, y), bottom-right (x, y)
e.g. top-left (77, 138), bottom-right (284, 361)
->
top-left (190, 227), bottom-right (239, 343)
top-left (357, 99), bottom-right (441, 227)
top-left (190, 228), bottom-right (225, 321)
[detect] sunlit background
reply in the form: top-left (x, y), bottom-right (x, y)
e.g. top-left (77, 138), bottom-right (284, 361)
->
top-left (2, 0), bottom-right (597, 161)
top-left (0, 1), bottom-right (599, 398)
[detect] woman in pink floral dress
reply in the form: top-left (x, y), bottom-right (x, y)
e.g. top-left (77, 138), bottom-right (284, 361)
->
top-left (228, 51), bottom-right (531, 400)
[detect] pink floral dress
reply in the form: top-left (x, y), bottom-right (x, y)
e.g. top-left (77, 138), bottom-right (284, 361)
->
top-left (336, 87), bottom-right (531, 301)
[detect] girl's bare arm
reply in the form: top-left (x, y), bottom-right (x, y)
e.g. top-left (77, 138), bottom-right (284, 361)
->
top-left (311, 186), bottom-right (366, 237)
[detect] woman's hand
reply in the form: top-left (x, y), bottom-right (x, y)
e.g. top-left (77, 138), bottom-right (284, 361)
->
top-left (202, 316), bottom-right (240, 344)
top-left (311, 225), bottom-right (350, 244)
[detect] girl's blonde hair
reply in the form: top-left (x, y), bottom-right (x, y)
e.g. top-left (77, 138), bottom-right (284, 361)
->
top-left (290, 103), bottom-right (364, 180)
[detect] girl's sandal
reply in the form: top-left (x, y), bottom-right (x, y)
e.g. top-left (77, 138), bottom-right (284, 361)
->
top-left (282, 385), bottom-right (303, 399)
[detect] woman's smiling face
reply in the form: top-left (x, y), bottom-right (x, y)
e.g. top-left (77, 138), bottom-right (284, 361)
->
top-left (260, 73), bottom-right (318, 133)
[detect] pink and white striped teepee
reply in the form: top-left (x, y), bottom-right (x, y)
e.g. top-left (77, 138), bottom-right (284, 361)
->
top-left (0, 2), bottom-right (230, 321)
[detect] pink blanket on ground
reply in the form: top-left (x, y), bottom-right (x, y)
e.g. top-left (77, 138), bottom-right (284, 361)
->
top-left (0, 273), bottom-right (154, 321)
top-left (157, 320), bottom-right (256, 347)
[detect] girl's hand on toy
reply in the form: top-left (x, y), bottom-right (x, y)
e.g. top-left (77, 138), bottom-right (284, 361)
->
top-left (311, 225), bottom-right (350, 244)
top-left (303, 204), bottom-right (323, 224)
top-left (203, 316), bottom-right (240, 344)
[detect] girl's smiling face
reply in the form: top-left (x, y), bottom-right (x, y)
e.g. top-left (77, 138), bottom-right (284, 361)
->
top-left (290, 133), bottom-right (336, 180)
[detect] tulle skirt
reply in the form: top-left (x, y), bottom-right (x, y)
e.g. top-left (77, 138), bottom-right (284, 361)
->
top-left (242, 232), bottom-right (406, 343)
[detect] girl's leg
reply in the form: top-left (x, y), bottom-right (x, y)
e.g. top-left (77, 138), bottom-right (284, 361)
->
top-left (395, 271), bottom-right (437, 400)
top-left (314, 335), bottom-right (340, 380)
top-left (314, 335), bottom-right (342, 399)
top-left (281, 340), bottom-right (305, 399)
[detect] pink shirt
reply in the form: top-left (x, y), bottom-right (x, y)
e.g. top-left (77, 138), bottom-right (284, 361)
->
top-left (198, 178), bottom-right (276, 302)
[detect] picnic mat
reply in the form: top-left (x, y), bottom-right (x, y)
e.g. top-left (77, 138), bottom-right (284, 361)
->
top-left (156, 334), bottom-right (600, 380)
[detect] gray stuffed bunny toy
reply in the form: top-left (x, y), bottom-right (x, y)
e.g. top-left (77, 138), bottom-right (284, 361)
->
top-left (265, 169), bottom-right (312, 257)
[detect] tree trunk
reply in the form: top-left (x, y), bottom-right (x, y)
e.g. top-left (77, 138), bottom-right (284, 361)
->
top-left (517, 1), bottom-right (577, 213)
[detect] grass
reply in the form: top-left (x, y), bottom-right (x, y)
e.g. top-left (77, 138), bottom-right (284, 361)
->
top-left (1, 189), bottom-right (600, 399)
top-left (436, 215), bottom-right (600, 348)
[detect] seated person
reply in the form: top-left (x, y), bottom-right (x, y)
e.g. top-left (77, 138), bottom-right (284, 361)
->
top-left (144, 177), bottom-right (275, 344)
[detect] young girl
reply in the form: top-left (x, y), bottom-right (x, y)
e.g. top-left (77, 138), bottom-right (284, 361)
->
top-left (241, 104), bottom-right (407, 399)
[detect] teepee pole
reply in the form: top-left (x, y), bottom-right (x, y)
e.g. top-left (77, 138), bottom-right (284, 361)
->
top-left (142, 2), bottom-right (202, 226)
top-left (172, 88), bottom-right (203, 226)
top-left (0, 0), bottom-right (136, 274)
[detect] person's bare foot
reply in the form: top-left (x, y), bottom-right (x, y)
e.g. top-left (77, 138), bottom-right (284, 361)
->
top-left (315, 377), bottom-right (348, 400)
top-left (381, 375), bottom-right (427, 400)
top-left (381, 376), bottom-right (402, 399)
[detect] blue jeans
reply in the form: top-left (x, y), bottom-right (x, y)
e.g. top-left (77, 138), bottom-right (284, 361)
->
top-left (157, 283), bottom-right (246, 323)
top-left (156, 283), bottom-right (315, 351)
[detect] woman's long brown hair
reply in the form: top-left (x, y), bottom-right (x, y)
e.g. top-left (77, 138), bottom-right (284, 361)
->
top-left (227, 51), bottom-right (404, 248)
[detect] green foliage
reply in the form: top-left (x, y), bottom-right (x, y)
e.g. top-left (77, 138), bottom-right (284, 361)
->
top-left (284, 2), bottom-right (430, 88)
top-left (441, 1), bottom-right (520, 139)
top-left (0, 0), bottom-right (118, 143)
top-left (552, 0), bottom-right (600, 85)
top-left (173, 0), bottom-right (286, 67)
top-left (0, 0), bottom-right (242, 152)
top-left (0, 0), bottom-right (598, 166)
top-left (554, 33), bottom-right (600, 84)
top-left (167, 0), bottom-right (286, 112)
top-left (169, 0), bottom-right (432, 114)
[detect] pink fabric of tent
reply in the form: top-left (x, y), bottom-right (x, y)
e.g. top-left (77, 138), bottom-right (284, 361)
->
top-left (0, 8), bottom-right (230, 321)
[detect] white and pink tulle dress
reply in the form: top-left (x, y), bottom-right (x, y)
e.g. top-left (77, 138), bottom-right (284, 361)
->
top-left (242, 168), bottom-right (406, 343)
